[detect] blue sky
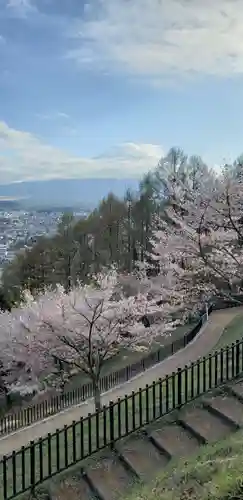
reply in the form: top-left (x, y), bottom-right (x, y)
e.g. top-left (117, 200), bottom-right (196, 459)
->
top-left (0, 0), bottom-right (243, 183)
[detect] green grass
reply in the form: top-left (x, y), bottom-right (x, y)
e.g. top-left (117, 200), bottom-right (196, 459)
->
top-left (122, 427), bottom-right (243, 500)
top-left (0, 376), bottom-right (181, 499)
top-left (214, 312), bottom-right (243, 351)
top-left (12, 419), bottom-right (243, 500)
top-left (3, 315), bottom-right (243, 499)
top-left (1, 316), bottom-right (241, 500)
top-left (0, 347), bottom-right (241, 500)
top-left (2, 316), bottom-right (243, 499)
top-left (66, 322), bottom-right (195, 389)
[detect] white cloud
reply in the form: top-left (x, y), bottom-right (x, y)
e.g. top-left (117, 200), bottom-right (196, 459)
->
top-left (67, 0), bottom-right (243, 82)
top-left (36, 112), bottom-right (70, 121)
top-left (0, 121), bottom-right (163, 183)
top-left (5, 0), bottom-right (37, 17)
top-left (57, 112), bottom-right (69, 119)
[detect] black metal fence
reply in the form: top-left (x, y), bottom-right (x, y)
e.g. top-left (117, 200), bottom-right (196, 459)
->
top-left (0, 307), bottom-right (212, 437)
top-left (1, 336), bottom-right (242, 500)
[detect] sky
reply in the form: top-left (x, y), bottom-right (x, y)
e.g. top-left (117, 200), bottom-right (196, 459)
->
top-left (1, 0), bottom-right (243, 183)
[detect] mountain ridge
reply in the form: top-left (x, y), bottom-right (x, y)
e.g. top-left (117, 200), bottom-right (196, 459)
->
top-left (0, 178), bottom-right (140, 209)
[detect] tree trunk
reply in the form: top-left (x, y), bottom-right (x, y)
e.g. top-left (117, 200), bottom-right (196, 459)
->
top-left (93, 380), bottom-right (101, 411)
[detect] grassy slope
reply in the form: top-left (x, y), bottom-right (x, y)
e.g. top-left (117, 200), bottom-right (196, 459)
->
top-left (1, 350), bottom-right (237, 498)
top-left (121, 308), bottom-right (243, 500)
top-left (70, 310), bottom-right (243, 389)
top-left (63, 310), bottom-right (243, 390)
top-left (2, 322), bottom-right (195, 415)
top-left (4, 315), bottom-right (243, 499)
top-left (123, 428), bottom-right (243, 500)
top-left (66, 323), bottom-right (195, 389)
top-left (214, 312), bottom-right (243, 351)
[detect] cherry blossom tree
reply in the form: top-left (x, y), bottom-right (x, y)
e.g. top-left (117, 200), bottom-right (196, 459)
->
top-left (0, 267), bottom-right (183, 410)
top-left (149, 161), bottom-right (243, 307)
top-left (147, 227), bottom-right (216, 320)
top-left (152, 147), bottom-right (218, 207)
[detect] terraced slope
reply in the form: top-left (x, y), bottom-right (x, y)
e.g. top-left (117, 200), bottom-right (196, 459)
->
top-left (1, 305), bottom-right (243, 458)
top-left (43, 376), bottom-right (243, 500)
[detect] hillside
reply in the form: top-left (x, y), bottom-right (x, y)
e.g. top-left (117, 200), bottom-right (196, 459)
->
top-left (2, 307), bottom-right (243, 500)
top-left (0, 178), bottom-right (139, 209)
top-left (0, 197), bottom-right (22, 210)
top-left (124, 421), bottom-right (243, 500)
top-left (22, 377), bottom-right (243, 500)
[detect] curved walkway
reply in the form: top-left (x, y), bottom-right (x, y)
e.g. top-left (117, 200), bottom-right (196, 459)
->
top-left (0, 306), bottom-right (243, 458)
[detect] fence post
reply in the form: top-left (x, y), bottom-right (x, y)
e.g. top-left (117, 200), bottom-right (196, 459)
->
top-left (220, 348), bottom-right (224, 384)
top-left (206, 303), bottom-right (209, 321)
top-left (232, 343), bottom-right (235, 378)
top-left (72, 421), bottom-right (77, 463)
top-left (117, 398), bottom-right (121, 439)
top-left (145, 384), bottom-right (149, 423)
top-left (165, 375), bottom-right (169, 413)
top-left (190, 362), bottom-right (195, 398)
top-left (109, 401), bottom-right (114, 448)
top-left (152, 381), bottom-right (156, 419)
top-left (87, 415), bottom-right (92, 455)
top-left (159, 378), bottom-right (163, 416)
top-left (2, 456), bottom-right (7, 500)
top-left (131, 392), bottom-right (136, 430)
top-left (201, 357), bottom-right (206, 392)
top-left (177, 368), bottom-right (182, 407)
top-left (236, 340), bottom-right (240, 376)
top-left (30, 441), bottom-right (35, 489)
top-left (172, 372), bottom-right (176, 408)
top-left (196, 360), bottom-right (201, 396)
top-left (104, 375), bottom-right (108, 392)
top-left (124, 395), bottom-right (129, 433)
top-left (139, 388), bottom-right (143, 426)
top-left (63, 425), bottom-right (68, 466)
top-left (184, 365), bottom-right (188, 403)
top-left (214, 351), bottom-right (218, 387)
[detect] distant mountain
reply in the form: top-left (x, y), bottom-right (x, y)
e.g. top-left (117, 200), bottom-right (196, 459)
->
top-left (0, 198), bottom-right (22, 211)
top-left (0, 178), bottom-right (140, 210)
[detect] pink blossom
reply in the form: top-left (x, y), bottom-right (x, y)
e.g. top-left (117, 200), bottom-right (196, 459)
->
top-left (150, 164), bottom-right (243, 306)
top-left (0, 266), bottom-right (181, 400)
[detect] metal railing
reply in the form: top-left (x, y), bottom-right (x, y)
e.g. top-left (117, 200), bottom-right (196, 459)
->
top-left (0, 306), bottom-right (212, 437)
top-left (1, 335), bottom-right (242, 500)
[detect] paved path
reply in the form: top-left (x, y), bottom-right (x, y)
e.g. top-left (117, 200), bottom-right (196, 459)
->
top-left (0, 306), bottom-right (243, 458)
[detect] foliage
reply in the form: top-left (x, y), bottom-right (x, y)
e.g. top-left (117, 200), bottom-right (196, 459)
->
top-left (1, 146), bottom-right (221, 301)
top-left (0, 266), bottom-right (183, 409)
top-left (3, 145), bottom-right (243, 406)
top-left (150, 151), bottom-right (243, 304)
